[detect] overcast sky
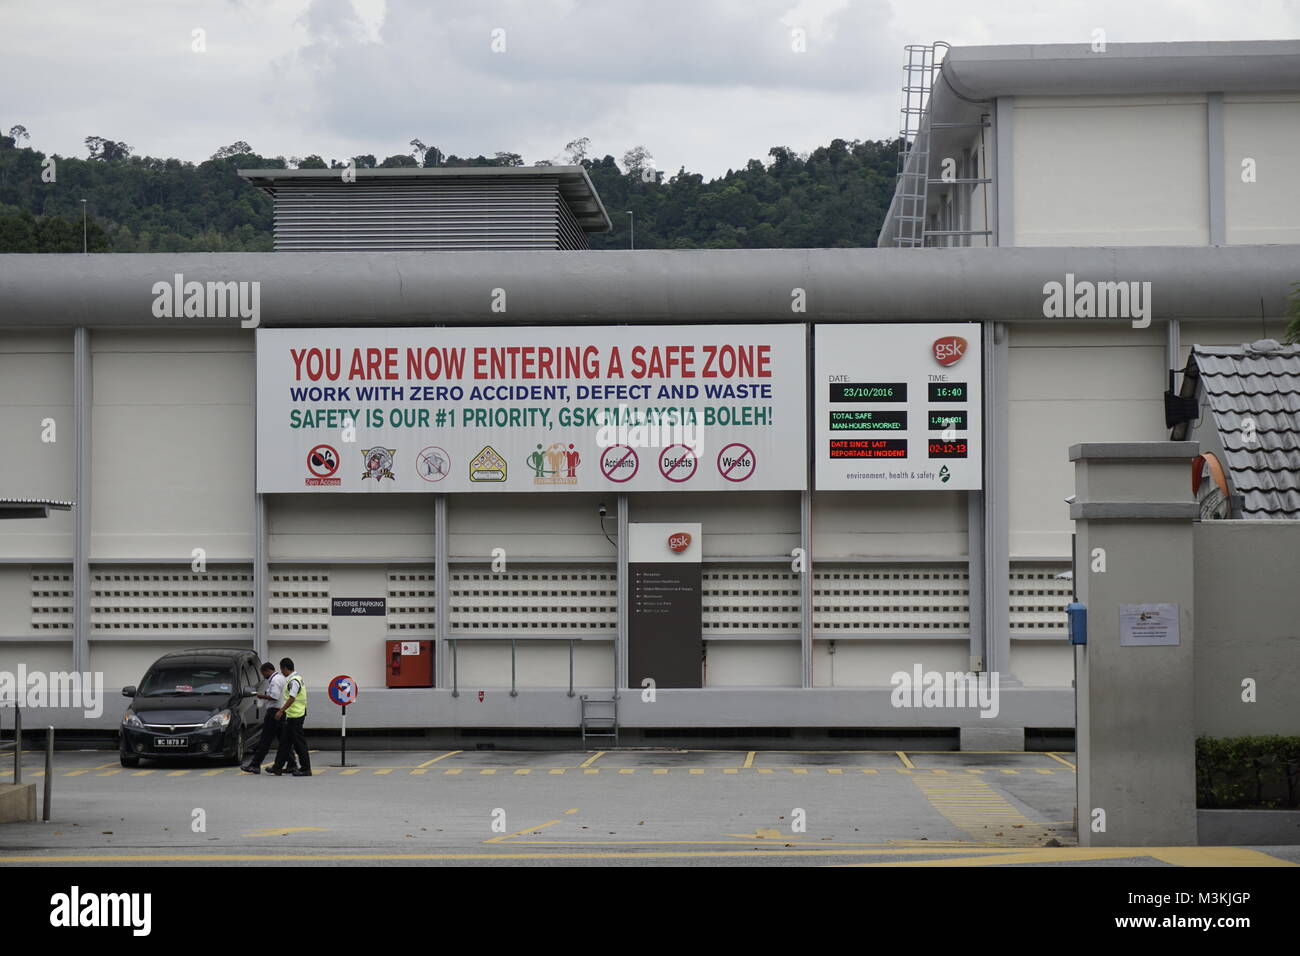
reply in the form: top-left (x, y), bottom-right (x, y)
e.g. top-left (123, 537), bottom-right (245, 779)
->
top-left (5, 0), bottom-right (1299, 178)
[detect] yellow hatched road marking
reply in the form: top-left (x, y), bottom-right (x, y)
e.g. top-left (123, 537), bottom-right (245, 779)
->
top-left (445, 768), bottom-right (462, 775)
top-left (652, 769), bottom-right (668, 774)
top-left (583, 769), bottom-right (598, 774)
top-left (131, 771), bottom-right (152, 776)
top-left (201, 769), bottom-right (223, 776)
top-left (374, 769), bottom-right (393, 775)
top-left (486, 817), bottom-right (564, 844)
top-left (688, 769), bottom-right (704, 775)
top-left (861, 769), bottom-right (878, 774)
top-left (793, 769), bottom-right (808, 775)
top-left (758, 768), bottom-right (773, 774)
top-left (896, 751), bottom-right (916, 769)
top-left (416, 751), bottom-right (462, 769)
top-left (411, 769), bottom-right (427, 775)
top-left (97, 770), bottom-right (121, 777)
top-left (579, 752), bottom-right (605, 769)
top-left (912, 775), bottom-right (1053, 846)
top-left (65, 770), bottom-right (89, 777)
top-left (339, 769), bottom-right (360, 775)
top-left (1045, 752), bottom-right (1077, 770)
top-left (167, 770), bottom-right (189, 777)
top-left (618, 769), bottom-right (634, 775)
top-left (549, 769), bottom-right (566, 775)
top-left (743, 751), bottom-right (756, 769)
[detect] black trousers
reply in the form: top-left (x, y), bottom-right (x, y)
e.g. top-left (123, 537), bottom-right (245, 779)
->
top-left (273, 715), bottom-right (310, 773)
top-left (248, 710), bottom-right (296, 768)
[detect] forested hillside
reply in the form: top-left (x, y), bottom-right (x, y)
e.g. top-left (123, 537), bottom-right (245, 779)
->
top-left (0, 130), bottom-right (900, 252)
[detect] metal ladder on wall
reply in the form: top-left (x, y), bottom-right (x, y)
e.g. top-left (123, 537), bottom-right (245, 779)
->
top-left (894, 42), bottom-right (947, 248)
top-left (579, 695), bottom-right (618, 746)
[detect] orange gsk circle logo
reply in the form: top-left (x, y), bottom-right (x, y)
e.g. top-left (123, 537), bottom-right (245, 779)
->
top-left (668, 532), bottom-right (692, 554)
top-left (933, 336), bottom-right (967, 367)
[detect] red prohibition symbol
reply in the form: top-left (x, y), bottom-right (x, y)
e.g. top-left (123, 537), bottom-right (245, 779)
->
top-left (717, 443), bottom-right (756, 482)
top-left (658, 443), bottom-right (699, 483)
top-left (600, 444), bottom-right (639, 483)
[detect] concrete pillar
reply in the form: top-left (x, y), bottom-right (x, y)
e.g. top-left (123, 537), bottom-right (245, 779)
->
top-left (1070, 441), bottom-right (1199, 846)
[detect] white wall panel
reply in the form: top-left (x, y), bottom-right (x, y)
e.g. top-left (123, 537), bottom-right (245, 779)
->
top-left (1012, 95), bottom-right (1209, 246)
top-left (811, 640), bottom-right (970, 687)
top-left (1011, 641), bottom-right (1074, 687)
top-left (450, 640), bottom-right (612, 689)
top-left (1007, 323), bottom-right (1167, 557)
top-left (812, 491), bottom-right (966, 558)
top-left (91, 331), bottom-right (253, 559)
top-left (1224, 95), bottom-right (1300, 245)
top-left (0, 332), bottom-right (74, 559)
top-left (704, 640), bottom-right (799, 687)
top-left (269, 495), bottom-right (435, 560)
top-left (0, 644), bottom-right (73, 680)
top-left (448, 492), bottom-right (608, 560)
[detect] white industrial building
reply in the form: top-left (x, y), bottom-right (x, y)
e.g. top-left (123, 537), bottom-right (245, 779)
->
top-left (1, 40), bottom-right (1297, 748)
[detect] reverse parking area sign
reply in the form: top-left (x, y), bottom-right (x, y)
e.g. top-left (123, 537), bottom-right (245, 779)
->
top-left (328, 675), bottom-right (358, 706)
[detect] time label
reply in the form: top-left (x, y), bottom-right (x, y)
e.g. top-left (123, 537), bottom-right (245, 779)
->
top-left (927, 382), bottom-right (968, 402)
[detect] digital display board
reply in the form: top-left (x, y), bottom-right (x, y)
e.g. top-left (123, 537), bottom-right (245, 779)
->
top-left (814, 324), bottom-right (982, 490)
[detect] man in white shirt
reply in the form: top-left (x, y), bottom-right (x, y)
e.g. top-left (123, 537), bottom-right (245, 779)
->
top-left (241, 662), bottom-right (298, 774)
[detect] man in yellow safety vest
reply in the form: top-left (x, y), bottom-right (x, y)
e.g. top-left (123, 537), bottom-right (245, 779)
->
top-left (268, 657), bottom-right (312, 777)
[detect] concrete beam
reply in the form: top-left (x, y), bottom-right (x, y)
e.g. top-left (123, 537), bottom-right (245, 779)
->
top-left (2, 246), bottom-right (1295, 328)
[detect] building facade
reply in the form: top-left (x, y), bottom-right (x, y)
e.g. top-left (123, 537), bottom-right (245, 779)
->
top-left (1, 41), bottom-right (1297, 747)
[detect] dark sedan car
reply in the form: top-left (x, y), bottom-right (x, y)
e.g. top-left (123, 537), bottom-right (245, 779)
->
top-left (119, 648), bottom-right (264, 767)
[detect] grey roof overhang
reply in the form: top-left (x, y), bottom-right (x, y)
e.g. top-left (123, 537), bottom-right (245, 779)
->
top-left (238, 165), bottom-right (613, 233)
top-left (939, 40), bottom-right (1300, 100)
top-left (879, 40), bottom-right (1300, 245)
top-left (0, 245), bottom-right (1295, 328)
top-left (0, 497), bottom-right (74, 519)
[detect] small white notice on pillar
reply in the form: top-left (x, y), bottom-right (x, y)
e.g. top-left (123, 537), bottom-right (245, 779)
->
top-left (1119, 604), bottom-right (1180, 646)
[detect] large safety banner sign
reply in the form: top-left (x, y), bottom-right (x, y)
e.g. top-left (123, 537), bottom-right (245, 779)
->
top-left (256, 325), bottom-right (807, 493)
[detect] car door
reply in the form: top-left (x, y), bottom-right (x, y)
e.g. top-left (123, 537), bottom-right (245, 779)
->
top-left (239, 656), bottom-right (262, 739)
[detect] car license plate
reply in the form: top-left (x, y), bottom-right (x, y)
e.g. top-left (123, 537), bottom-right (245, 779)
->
top-left (156, 737), bottom-right (187, 748)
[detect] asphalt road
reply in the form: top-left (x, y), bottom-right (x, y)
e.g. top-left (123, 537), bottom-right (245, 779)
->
top-left (2, 748), bottom-right (1296, 866)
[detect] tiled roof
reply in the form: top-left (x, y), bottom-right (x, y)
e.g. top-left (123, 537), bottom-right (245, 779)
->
top-left (1182, 340), bottom-right (1300, 519)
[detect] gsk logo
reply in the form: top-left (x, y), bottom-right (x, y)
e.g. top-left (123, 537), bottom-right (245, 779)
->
top-left (932, 336), bottom-right (967, 367)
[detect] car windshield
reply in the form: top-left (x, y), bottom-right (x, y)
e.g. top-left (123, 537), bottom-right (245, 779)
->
top-left (139, 666), bottom-right (234, 697)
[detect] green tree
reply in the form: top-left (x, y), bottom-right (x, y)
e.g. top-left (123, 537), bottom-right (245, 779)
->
top-left (1284, 283), bottom-right (1300, 345)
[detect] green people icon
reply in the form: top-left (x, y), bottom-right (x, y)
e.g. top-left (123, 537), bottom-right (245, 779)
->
top-left (527, 444), bottom-right (545, 478)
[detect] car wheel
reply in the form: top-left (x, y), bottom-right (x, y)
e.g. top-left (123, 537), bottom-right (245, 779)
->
top-left (120, 753), bottom-right (140, 768)
top-left (230, 728), bottom-right (245, 766)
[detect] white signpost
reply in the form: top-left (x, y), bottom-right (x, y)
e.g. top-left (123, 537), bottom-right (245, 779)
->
top-left (814, 323), bottom-right (983, 491)
top-left (257, 325), bottom-right (807, 493)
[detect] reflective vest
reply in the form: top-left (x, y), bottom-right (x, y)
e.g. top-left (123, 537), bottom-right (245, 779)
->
top-left (284, 673), bottom-right (307, 718)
